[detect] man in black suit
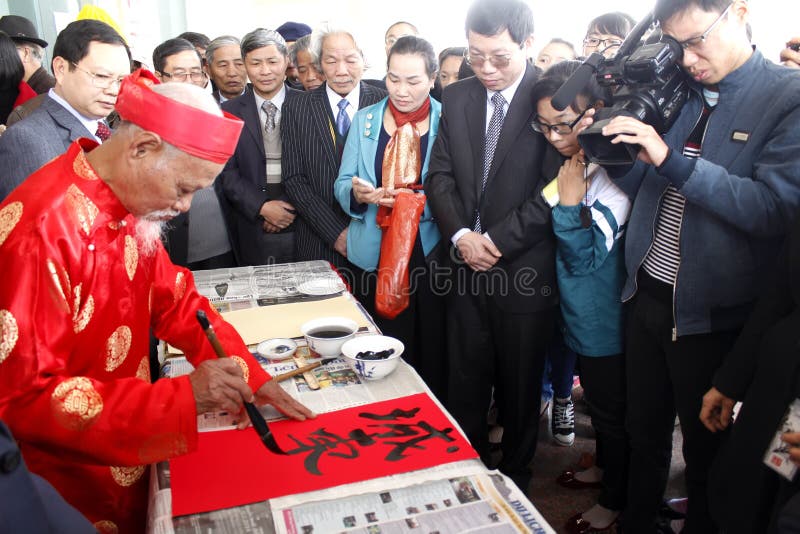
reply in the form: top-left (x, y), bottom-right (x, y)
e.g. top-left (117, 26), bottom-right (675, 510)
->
top-left (282, 27), bottom-right (385, 269)
top-left (425, 0), bottom-right (557, 492)
top-left (220, 28), bottom-right (299, 266)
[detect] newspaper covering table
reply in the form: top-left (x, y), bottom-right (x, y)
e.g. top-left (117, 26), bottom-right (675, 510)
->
top-left (148, 262), bottom-right (554, 534)
top-left (190, 261), bottom-right (350, 312)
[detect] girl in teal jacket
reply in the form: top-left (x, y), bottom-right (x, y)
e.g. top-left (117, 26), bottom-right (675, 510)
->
top-left (531, 60), bottom-right (630, 533)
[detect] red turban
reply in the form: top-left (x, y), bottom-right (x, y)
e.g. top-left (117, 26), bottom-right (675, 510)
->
top-left (115, 69), bottom-right (243, 164)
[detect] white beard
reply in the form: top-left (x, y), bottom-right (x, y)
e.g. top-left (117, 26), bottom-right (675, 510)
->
top-left (134, 216), bottom-right (171, 257)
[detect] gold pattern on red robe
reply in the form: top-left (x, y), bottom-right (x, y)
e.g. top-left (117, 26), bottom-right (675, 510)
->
top-left (93, 520), bottom-right (118, 534)
top-left (65, 184), bottom-right (99, 235)
top-left (135, 356), bottom-right (150, 382)
top-left (105, 326), bottom-right (131, 372)
top-left (0, 309), bottom-right (18, 364)
top-left (0, 140), bottom-right (272, 532)
top-left (231, 355), bottom-right (249, 383)
top-left (0, 201), bottom-right (22, 247)
top-left (45, 258), bottom-right (72, 314)
top-left (72, 284), bottom-right (94, 334)
top-left (124, 235), bottom-right (137, 281)
top-left (109, 465), bottom-right (146, 487)
top-left (73, 149), bottom-right (99, 181)
top-left (50, 377), bottom-right (103, 431)
top-left (174, 271), bottom-right (187, 302)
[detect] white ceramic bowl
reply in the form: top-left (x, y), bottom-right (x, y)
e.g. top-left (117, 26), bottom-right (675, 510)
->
top-left (300, 317), bottom-right (358, 358)
top-left (256, 338), bottom-right (297, 361)
top-left (341, 335), bottom-right (404, 380)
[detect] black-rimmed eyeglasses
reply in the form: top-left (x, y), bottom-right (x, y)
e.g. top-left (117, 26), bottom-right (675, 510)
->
top-left (582, 37), bottom-right (623, 49)
top-left (531, 107), bottom-right (592, 135)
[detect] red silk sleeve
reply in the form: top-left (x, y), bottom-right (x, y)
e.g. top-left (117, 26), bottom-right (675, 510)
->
top-left (148, 247), bottom-right (271, 392)
top-left (0, 226), bottom-right (199, 465)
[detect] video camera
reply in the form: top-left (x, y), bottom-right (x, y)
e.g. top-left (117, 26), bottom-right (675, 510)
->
top-left (551, 13), bottom-right (690, 165)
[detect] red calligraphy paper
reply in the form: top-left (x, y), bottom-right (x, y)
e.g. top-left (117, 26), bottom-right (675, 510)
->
top-left (170, 393), bottom-right (478, 517)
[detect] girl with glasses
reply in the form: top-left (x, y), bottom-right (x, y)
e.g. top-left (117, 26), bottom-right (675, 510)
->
top-left (531, 60), bottom-right (632, 534)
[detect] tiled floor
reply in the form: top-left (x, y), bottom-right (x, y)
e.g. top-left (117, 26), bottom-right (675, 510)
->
top-left (527, 387), bottom-right (686, 533)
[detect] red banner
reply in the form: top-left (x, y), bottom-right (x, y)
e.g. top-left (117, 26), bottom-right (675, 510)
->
top-left (170, 393), bottom-right (478, 517)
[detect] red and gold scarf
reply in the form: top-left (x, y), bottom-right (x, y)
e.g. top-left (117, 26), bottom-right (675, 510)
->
top-left (381, 97), bottom-right (430, 190)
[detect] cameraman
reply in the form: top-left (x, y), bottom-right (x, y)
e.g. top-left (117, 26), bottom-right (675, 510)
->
top-left (585, 0), bottom-right (800, 532)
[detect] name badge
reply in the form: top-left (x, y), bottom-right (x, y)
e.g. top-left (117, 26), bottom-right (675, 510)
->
top-left (731, 131), bottom-right (749, 143)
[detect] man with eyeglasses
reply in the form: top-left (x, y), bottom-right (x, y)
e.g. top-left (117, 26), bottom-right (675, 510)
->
top-left (425, 0), bottom-right (556, 493)
top-left (0, 19), bottom-right (130, 201)
top-left (583, 0), bottom-right (800, 531)
top-left (151, 37), bottom-right (236, 271)
top-left (153, 38), bottom-right (208, 88)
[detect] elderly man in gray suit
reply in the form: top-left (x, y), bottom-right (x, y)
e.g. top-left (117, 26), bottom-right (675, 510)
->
top-left (0, 19), bottom-right (130, 201)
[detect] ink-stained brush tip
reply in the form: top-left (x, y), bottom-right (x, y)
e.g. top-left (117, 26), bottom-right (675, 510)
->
top-left (195, 310), bottom-right (210, 330)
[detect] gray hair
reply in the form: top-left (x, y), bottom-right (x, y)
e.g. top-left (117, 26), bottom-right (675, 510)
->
top-left (310, 26), bottom-right (363, 71)
top-left (290, 34), bottom-right (315, 66)
top-left (241, 28), bottom-right (288, 58)
top-left (205, 35), bottom-right (241, 65)
top-left (25, 42), bottom-right (43, 62)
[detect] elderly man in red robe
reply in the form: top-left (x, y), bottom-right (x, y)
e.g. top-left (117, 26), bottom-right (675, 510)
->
top-left (0, 70), bottom-right (314, 533)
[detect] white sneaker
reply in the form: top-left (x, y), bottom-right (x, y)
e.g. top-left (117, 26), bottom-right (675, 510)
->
top-left (552, 398), bottom-right (575, 446)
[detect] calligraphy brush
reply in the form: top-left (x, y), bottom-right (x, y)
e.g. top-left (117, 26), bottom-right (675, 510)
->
top-left (195, 310), bottom-right (286, 455)
top-left (272, 357), bottom-right (338, 383)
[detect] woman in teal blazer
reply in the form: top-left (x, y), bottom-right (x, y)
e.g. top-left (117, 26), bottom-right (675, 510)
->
top-left (334, 36), bottom-right (445, 398)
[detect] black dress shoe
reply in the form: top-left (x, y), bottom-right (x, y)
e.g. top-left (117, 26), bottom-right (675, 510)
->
top-left (557, 470), bottom-right (603, 489)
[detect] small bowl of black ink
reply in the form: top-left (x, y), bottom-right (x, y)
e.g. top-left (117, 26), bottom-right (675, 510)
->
top-left (300, 316), bottom-right (359, 358)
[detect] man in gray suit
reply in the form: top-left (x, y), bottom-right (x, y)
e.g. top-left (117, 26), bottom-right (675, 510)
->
top-left (0, 19), bottom-right (130, 201)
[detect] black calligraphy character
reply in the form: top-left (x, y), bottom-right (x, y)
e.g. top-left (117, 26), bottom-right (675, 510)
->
top-left (371, 420), bottom-right (458, 461)
top-left (284, 428), bottom-right (377, 475)
top-left (358, 407), bottom-right (420, 420)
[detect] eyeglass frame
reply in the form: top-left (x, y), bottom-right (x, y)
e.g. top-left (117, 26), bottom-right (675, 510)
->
top-left (531, 107), bottom-right (592, 136)
top-left (159, 70), bottom-right (208, 83)
top-left (675, 2), bottom-right (733, 50)
top-left (70, 62), bottom-right (127, 90)
top-left (464, 42), bottom-right (524, 69)
top-left (582, 36), bottom-right (624, 49)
